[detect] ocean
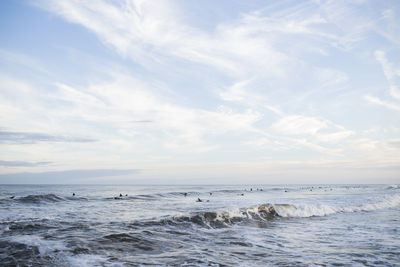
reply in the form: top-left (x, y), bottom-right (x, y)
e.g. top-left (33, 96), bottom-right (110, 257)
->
top-left (0, 184), bottom-right (399, 266)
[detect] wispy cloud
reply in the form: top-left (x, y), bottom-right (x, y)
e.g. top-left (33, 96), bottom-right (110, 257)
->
top-left (374, 50), bottom-right (400, 100)
top-left (270, 115), bottom-right (353, 143)
top-left (364, 95), bottom-right (400, 111)
top-left (0, 130), bottom-right (95, 144)
top-left (0, 169), bottom-right (140, 183)
top-left (0, 160), bottom-right (51, 167)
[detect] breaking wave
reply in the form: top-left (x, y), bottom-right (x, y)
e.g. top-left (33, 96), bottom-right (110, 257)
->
top-left (386, 184), bottom-right (400, 190)
top-left (135, 193), bottom-right (400, 229)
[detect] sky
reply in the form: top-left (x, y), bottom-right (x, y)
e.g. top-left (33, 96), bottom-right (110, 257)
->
top-left (0, 0), bottom-right (399, 184)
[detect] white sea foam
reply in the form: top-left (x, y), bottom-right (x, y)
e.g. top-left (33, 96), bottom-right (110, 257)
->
top-left (274, 203), bottom-right (339, 218)
top-left (0, 217), bottom-right (56, 224)
top-left (10, 235), bottom-right (67, 255)
top-left (66, 254), bottom-right (112, 267)
top-left (0, 225), bottom-right (10, 233)
top-left (216, 209), bottom-right (245, 221)
top-left (273, 194), bottom-right (400, 218)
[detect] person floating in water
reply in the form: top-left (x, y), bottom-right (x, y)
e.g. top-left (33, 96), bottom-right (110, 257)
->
top-left (72, 193), bottom-right (75, 196)
top-left (209, 192), bottom-right (212, 196)
top-left (119, 193), bottom-right (122, 197)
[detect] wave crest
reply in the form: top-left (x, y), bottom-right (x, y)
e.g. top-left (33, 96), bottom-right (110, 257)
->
top-left (159, 194), bottom-right (400, 228)
top-left (18, 194), bottom-right (64, 203)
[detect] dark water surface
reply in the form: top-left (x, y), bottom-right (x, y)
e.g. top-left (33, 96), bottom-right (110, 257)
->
top-left (1, 184), bottom-right (399, 266)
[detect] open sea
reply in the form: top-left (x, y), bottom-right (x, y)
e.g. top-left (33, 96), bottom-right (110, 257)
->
top-left (0, 184), bottom-right (399, 266)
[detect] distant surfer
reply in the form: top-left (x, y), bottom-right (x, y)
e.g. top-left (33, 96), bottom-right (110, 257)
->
top-left (183, 193), bottom-right (187, 197)
top-left (120, 193), bottom-right (122, 197)
top-left (197, 198), bottom-right (203, 202)
top-left (72, 193), bottom-right (75, 196)
top-left (10, 196), bottom-right (15, 199)
top-left (209, 192), bottom-right (212, 196)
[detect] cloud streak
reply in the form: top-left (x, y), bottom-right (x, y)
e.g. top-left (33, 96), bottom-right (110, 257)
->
top-left (0, 160), bottom-right (51, 167)
top-left (0, 130), bottom-right (96, 144)
top-left (0, 169), bottom-right (140, 184)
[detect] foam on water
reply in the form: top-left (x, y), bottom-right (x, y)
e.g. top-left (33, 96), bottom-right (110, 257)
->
top-left (182, 193), bottom-right (400, 226)
top-left (267, 193), bottom-right (400, 218)
top-left (10, 235), bottom-right (67, 255)
top-left (66, 254), bottom-right (112, 267)
top-left (387, 184), bottom-right (400, 190)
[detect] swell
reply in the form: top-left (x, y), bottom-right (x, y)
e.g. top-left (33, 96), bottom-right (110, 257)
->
top-left (0, 194), bottom-right (88, 204)
top-left (276, 193), bottom-right (400, 218)
top-left (18, 194), bottom-right (64, 203)
top-left (132, 193), bottom-right (400, 229)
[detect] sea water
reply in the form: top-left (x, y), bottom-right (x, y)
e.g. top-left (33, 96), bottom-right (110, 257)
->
top-left (0, 184), bottom-right (399, 266)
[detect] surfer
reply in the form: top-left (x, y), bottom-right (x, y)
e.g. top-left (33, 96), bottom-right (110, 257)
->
top-left (72, 193), bottom-right (75, 196)
top-left (197, 198), bottom-right (203, 202)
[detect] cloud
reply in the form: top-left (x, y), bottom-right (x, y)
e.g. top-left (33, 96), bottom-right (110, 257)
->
top-left (0, 130), bottom-right (96, 144)
top-left (269, 115), bottom-right (353, 151)
top-left (0, 160), bottom-right (51, 167)
top-left (388, 139), bottom-right (400, 149)
top-left (271, 115), bottom-right (327, 136)
top-left (35, 0), bottom-right (293, 78)
top-left (364, 95), bottom-right (400, 111)
top-left (0, 49), bottom-right (50, 75)
top-left (0, 169), bottom-right (140, 184)
top-left (51, 76), bottom-right (262, 152)
top-left (374, 50), bottom-right (400, 100)
top-left (130, 120), bottom-right (153, 123)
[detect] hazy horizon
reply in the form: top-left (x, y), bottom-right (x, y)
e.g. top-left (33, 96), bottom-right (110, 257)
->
top-left (1, 0), bottom-right (400, 184)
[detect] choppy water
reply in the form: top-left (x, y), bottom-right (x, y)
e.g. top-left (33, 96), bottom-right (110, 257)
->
top-left (0, 184), bottom-right (399, 266)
